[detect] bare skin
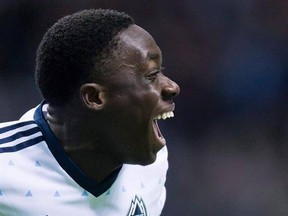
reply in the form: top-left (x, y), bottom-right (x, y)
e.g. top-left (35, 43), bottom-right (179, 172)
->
top-left (46, 24), bottom-right (180, 183)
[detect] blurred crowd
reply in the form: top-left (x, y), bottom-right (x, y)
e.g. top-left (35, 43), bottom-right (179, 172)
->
top-left (1, 0), bottom-right (288, 215)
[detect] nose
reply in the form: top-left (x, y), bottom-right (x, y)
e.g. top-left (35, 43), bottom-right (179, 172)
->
top-left (161, 77), bottom-right (180, 101)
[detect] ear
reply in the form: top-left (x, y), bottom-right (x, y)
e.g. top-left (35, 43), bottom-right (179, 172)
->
top-left (80, 83), bottom-right (107, 110)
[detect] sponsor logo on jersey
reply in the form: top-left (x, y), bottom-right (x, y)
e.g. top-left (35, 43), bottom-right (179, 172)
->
top-left (127, 195), bottom-right (147, 216)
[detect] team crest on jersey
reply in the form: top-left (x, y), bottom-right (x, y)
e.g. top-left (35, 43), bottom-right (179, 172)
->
top-left (127, 195), bottom-right (147, 216)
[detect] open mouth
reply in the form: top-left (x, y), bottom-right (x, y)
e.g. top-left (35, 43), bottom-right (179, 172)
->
top-left (152, 111), bottom-right (174, 145)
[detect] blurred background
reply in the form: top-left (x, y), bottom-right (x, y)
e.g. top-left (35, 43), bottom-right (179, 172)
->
top-left (1, 0), bottom-right (288, 215)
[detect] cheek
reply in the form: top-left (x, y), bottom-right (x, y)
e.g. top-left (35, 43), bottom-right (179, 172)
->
top-left (106, 85), bottom-right (160, 125)
top-left (126, 91), bottom-right (159, 126)
top-left (140, 89), bottom-right (160, 112)
top-left (133, 86), bottom-right (159, 105)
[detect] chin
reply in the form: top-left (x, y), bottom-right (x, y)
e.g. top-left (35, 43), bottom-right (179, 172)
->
top-left (127, 152), bottom-right (157, 166)
top-left (137, 152), bottom-right (157, 166)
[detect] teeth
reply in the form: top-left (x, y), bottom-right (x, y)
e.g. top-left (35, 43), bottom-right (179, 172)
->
top-left (163, 113), bottom-right (167, 120)
top-left (155, 111), bottom-right (174, 120)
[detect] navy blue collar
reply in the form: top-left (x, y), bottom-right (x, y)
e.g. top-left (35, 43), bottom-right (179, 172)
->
top-left (33, 101), bottom-right (121, 197)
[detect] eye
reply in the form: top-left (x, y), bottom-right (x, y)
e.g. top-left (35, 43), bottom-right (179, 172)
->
top-left (146, 67), bottom-right (165, 82)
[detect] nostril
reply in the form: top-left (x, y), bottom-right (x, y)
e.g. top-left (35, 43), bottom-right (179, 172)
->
top-left (162, 92), bottom-right (176, 101)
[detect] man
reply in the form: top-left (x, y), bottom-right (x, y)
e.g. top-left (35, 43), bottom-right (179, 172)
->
top-left (0, 9), bottom-right (179, 215)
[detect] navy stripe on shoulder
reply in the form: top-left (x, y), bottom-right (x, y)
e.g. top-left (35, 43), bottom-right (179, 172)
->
top-left (0, 127), bottom-right (40, 144)
top-left (0, 136), bottom-right (44, 153)
top-left (0, 121), bottom-right (35, 134)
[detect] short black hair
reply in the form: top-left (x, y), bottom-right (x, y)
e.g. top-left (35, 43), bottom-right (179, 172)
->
top-left (35, 9), bottom-right (134, 105)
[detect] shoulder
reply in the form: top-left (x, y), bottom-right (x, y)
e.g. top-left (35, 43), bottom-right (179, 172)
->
top-left (19, 107), bottom-right (37, 121)
top-left (0, 117), bottom-right (41, 154)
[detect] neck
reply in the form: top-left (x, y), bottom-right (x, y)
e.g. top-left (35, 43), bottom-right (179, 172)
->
top-left (45, 103), bottom-right (122, 183)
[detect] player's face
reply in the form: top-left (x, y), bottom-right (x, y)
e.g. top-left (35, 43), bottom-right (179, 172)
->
top-left (103, 24), bottom-right (180, 165)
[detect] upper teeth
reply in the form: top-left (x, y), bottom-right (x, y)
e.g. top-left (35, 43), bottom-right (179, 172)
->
top-left (155, 111), bottom-right (174, 120)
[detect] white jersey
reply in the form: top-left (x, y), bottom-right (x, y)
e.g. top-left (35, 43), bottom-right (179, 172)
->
top-left (0, 102), bottom-right (168, 216)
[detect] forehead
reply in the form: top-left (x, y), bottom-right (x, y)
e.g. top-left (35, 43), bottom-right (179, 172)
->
top-left (116, 24), bottom-right (162, 66)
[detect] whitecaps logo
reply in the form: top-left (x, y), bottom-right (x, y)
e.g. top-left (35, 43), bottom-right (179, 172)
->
top-left (127, 195), bottom-right (147, 216)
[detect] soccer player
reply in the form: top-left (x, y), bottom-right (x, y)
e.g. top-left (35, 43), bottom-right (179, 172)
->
top-left (0, 9), bottom-right (180, 215)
